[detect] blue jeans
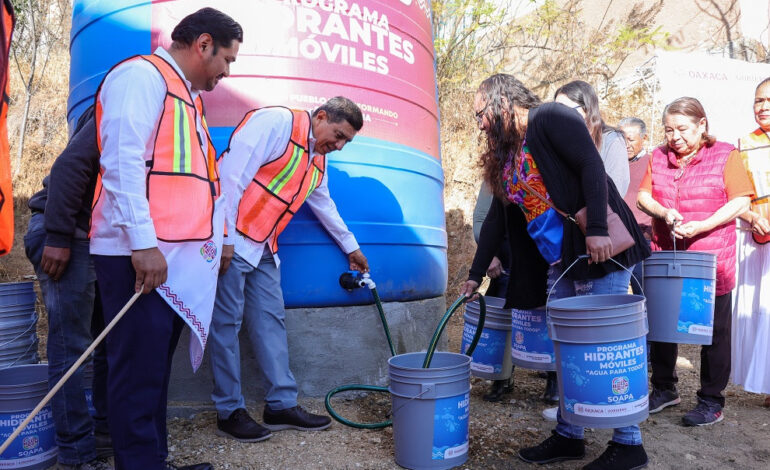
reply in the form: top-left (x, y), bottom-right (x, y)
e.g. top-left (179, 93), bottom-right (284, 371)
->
top-left (548, 263), bottom-right (643, 446)
top-left (24, 213), bottom-right (109, 465)
top-left (209, 250), bottom-right (298, 417)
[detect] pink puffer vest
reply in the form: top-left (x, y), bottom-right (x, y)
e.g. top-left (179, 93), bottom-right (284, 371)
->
top-left (650, 141), bottom-right (736, 295)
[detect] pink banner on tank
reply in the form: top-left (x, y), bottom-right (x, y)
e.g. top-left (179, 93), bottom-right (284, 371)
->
top-left (151, 0), bottom-right (439, 159)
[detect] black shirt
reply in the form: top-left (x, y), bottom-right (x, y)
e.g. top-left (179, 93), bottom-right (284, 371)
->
top-left (469, 102), bottom-right (650, 308)
top-left (28, 106), bottom-right (99, 247)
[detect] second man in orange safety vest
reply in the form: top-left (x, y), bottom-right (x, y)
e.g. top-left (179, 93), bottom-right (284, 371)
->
top-left (211, 96), bottom-right (368, 442)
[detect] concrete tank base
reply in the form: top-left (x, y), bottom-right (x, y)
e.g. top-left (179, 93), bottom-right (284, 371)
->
top-left (167, 296), bottom-right (447, 412)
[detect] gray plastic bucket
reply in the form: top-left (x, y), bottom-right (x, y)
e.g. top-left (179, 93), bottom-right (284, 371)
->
top-left (0, 342), bottom-right (39, 369)
top-left (548, 294), bottom-right (649, 428)
top-left (0, 282), bottom-right (36, 310)
top-left (461, 296), bottom-right (512, 380)
top-left (643, 251), bottom-right (717, 345)
top-left (0, 364), bottom-right (58, 468)
top-left (0, 281), bottom-right (39, 370)
top-left (389, 352), bottom-right (471, 470)
top-left (511, 307), bottom-right (555, 371)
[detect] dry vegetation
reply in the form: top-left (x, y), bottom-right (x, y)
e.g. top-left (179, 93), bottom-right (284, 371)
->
top-left (1, 0), bottom-right (69, 283)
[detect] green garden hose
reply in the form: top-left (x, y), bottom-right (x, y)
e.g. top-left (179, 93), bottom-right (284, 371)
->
top-left (324, 288), bottom-right (486, 429)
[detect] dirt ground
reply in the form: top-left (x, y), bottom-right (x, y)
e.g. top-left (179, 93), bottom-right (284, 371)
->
top-left (163, 318), bottom-right (770, 470)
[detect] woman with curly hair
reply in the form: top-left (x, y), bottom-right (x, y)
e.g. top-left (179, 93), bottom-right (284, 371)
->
top-left (460, 74), bottom-right (650, 470)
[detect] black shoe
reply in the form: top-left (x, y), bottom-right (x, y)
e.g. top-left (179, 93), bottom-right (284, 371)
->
top-left (542, 371), bottom-right (559, 404)
top-left (94, 431), bottom-right (113, 459)
top-left (263, 405), bottom-right (332, 431)
top-left (216, 408), bottom-right (272, 442)
top-left (55, 458), bottom-right (113, 470)
top-left (483, 376), bottom-right (514, 402)
top-left (165, 463), bottom-right (213, 470)
top-left (582, 441), bottom-right (648, 470)
top-left (518, 431), bottom-right (585, 464)
top-left (648, 387), bottom-right (680, 414)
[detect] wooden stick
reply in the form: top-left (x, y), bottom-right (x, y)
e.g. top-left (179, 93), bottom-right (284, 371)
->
top-left (0, 290), bottom-right (142, 456)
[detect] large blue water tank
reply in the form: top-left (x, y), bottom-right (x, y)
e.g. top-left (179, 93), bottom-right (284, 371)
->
top-left (69, 0), bottom-right (446, 307)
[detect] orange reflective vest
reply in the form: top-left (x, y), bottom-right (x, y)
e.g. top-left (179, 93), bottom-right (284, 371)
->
top-left (93, 54), bottom-right (219, 243)
top-left (226, 108), bottom-right (325, 253)
top-left (0, 0), bottom-right (14, 256)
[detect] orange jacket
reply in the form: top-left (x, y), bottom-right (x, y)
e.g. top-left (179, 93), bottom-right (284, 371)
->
top-left (92, 54), bottom-right (219, 243)
top-left (226, 108), bottom-right (325, 253)
top-left (0, 0), bottom-right (14, 256)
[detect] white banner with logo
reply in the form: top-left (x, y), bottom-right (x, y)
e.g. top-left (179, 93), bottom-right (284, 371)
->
top-left (156, 198), bottom-right (225, 371)
top-left (656, 50), bottom-right (770, 146)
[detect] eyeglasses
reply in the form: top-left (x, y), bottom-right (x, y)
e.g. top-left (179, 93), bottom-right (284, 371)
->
top-left (475, 104), bottom-right (489, 124)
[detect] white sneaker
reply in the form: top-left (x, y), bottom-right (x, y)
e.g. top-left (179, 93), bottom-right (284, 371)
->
top-left (542, 406), bottom-right (558, 421)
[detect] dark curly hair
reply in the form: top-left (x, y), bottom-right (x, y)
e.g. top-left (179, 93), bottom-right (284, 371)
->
top-left (477, 74), bottom-right (542, 201)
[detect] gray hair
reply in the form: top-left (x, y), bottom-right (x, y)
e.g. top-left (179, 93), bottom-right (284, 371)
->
top-left (312, 96), bottom-right (364, 131)
top-left (618, 117), bottom-right (647, 138)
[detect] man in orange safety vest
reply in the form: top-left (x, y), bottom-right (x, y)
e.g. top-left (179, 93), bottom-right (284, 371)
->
top-left (211, 97), bottom-right (368, 442)
top-left (89, 8), bottom-right (242, 469)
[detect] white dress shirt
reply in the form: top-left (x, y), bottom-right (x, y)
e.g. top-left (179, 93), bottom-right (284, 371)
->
top-left (90, 48), bottom-right (209, 255)
top-left (219, 107), bottom-right (359, 268)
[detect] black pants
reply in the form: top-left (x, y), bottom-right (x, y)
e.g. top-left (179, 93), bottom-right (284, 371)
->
top-left (93, 255), bottom-right (184, 470)
top-left (650, 292), bottom-right (732, 407)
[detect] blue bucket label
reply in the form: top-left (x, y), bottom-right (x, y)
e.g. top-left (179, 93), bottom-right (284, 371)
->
top-left (461, 322), bottom-right (506, 373)
top-left (511, 308), bottom-right (554, 364)
top-left (432, 392), bottom-right (469, 460)
top-left (677, 278), bottom-right (715, 336)
top-left (0, 405), bottom-right (58, 467)
top-left (560, 338), bottom-right (648, 418)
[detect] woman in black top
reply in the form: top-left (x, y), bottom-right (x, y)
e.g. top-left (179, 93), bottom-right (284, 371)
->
top-left (460, 74), bottom-right (650, 470)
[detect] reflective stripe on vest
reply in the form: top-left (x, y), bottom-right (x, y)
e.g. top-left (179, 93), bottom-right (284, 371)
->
top-left (92, 54), bottom-right (219, 243)
top-left (227, 107), bottom-right (326, 253)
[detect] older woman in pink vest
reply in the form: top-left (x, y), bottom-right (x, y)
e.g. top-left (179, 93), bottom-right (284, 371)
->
top-left (637, 97), bottom-right (753, 426)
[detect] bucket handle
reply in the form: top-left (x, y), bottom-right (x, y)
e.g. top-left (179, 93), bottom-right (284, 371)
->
top-left (546, 255), bottom-right (645, 316)
top-left (0, 334), bottom-right (38, 371)
top-left (671, 221), bottom-right (690, 258)
top-left (0, 314), bottom-right (38, 350)
top-left (390, 383), bottom-right (435, 417)
top-left (672, 225), bottom-right (677, 261)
